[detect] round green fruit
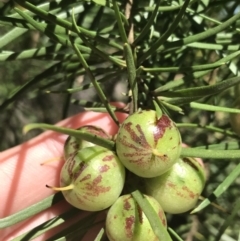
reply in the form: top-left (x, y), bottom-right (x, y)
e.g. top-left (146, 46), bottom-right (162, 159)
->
top-left (144, 157), bottom-right (206, 214)
top-left (58, 146), bottom-right (125, 211)
top-left (63, 125), bottom-right (110, 161)
top-left (106, 194), bottom-right (167, 241)
top-left (116, 110), bottom-right (182, 178)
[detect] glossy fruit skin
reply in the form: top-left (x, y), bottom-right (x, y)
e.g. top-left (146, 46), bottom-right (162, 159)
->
top-left (63, 125), bottom-right (110, 161)
top-left (60, 146), bottom-right (125, 211)
top-left (106, 194), bottom-right (167, 241)
top-left (116, 110), bottom-right (182, 178)
top-left (144, 157), bottom-right (206, 214)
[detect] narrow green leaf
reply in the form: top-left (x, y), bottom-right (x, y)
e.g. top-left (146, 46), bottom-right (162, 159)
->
top-left (11, 208), bottom-right (79, 241)
top-left (143, 61), bottom-right (225, 73)
top-left (152, 99), bottom-right (163, 118)
top-left (14, 7), bottom-right (92, 54)
top-left (0, 44), bottom-right (65, 62)
top-left (156, 76), bottom-right (240, 98)
top-left (214, 199), bottom-right (240, 241)
top-left (47, 212), bottom-right (98, 241)
top-left (168, 227), bottom-right (184, 241)
top-left (195, 142), bottom-right (240, 150)
top-left (0, 27), bottom-right (27, 49)
top-left (176, 123), bottom-right (237, 137)
top-left (23, 123), bottom-right (115, 151)
top-left (0, 193), bottom-right (63, 228)
top-left (124, 43), bottom-right (138, 112)
top-left (84, 106), bottom-right (126, 113)
top-left (154, 50), bottom-right (240, 94)
top-left (191, 163), bottom-right (240, 213)
top-left (190, 102), bottom-right (240, 113)
top-left (94, 228), bottom-right (105, 241)
top-left (187, 42), bottom-right (240, 51)
top-left (160, 101), bottom-right (184, 114)
top-left (160, 96), bottom-right (203, 106)
top-left (181, 148), bottom-right (240, 159)
top-left (112, 0), bottom-right (128, 43)
top-left (131, 190), bottom-right (172, 241)
top-left (142, 5), bottom-right (182, 12)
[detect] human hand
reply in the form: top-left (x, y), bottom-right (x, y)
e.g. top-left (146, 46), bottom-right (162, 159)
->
top-left (0, 105), bottom-right (127, 240)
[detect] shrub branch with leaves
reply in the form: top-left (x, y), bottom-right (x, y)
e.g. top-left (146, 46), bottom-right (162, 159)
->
top-left (1, 0), bottom-right (240, 240)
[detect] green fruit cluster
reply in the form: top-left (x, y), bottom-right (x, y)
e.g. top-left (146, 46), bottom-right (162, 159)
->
top-left (55, 110), bottom-right (206, 240)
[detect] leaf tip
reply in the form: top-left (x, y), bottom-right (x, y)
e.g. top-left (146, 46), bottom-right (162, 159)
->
top-left (23, 125), bottom-right (30, 134)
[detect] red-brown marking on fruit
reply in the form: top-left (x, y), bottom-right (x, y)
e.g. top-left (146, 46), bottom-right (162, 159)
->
top-left (118, 137), bottom-right (152, 166)
top-left (124, 199), bottom-right (131, 210)
top-left (99, 164), bottom-right (110, 173)
top-left (81, 125), bottom-right (109, 142)
top-left (122, 151), bottom-right (150, 164)
top-left (125, 215), bottom-right (135, 238)
top-left (65, 158), bottom-right (76, 179)
top-left (182, 186), bottom-right (196, 199)
top-left (71, 142), bottom-right (79, 149)
top-left (92, 130), bottom-right (109, 139)
top-left (183, 158), bottom-right (198, 171)
top-left (176, 191), bottom-right (185, 198)
top-left (80, 192), bottom-right (95, 203)
top-left (114, 215), bottom-right (117, 219)
top-left (158, 210), bottom-right (166, 226)
top-left (67, 152), bottom-right (76, 159)
top-left (74, 192), bottom-right (85, 204)
top-left (167, 181), bottom-right (176, 189)
top-left (85, 175), bottom-right (111, 196)
top-left (103, 155), bottom-right (114, 161)
top-left (124, 154), bottom-right (152, 166)
top-left (154, 115), bottom-right (172, 145)
top-left (60, 177), bottom-right (65, 184)
top-left (137, 204), bottom-right (143, 224)
top-left (123, 122), bottom-right (151, 149)
top-left (80, 173), bottom-right (91, 182)
top-left (72, 162), bottom-right (87, 181)
top-left (118, 136), bottom-right (145, 155)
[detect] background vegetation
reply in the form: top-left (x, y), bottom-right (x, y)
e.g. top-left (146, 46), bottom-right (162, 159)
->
top-left (1, 0), bottom-right (240, 240)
